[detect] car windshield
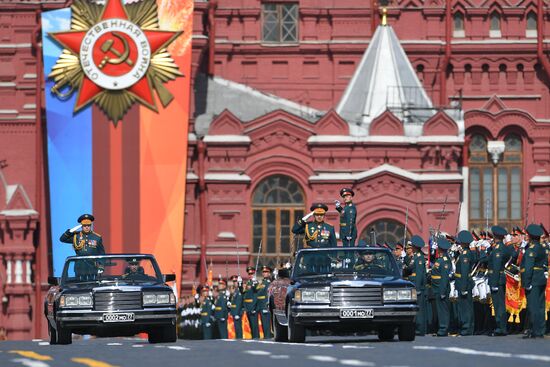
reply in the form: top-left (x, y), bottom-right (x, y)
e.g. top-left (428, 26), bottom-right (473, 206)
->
top-left (293, 249), bottom-right (399, 278)
top-left (61, 256), bottom-right (163, 284)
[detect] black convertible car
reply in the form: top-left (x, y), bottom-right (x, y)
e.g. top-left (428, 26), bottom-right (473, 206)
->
top-left (269, 247), bottom-right (418, 343)
top-left (45, 254), bottom-right (177, 344)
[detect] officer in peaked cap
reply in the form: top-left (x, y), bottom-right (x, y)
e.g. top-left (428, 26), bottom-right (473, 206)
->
top-left (228, 275), bottom-right (244, 339)
top-left (292, 203), bottom-right (336, 248)
top-left (521, 224), bottom-right (548, 338)
top-left (406, 235), bottom-right (427, 335)
top-left (455, 230), bottom-right (475, 336)
top-left (214, 278), bottom-right (229, 339)
top-left (335, 188), bottom-right (357, 247)
top-left (256, 266), bottom-right (273, 339)
top-left (479, 225), bottom-right (516, 336)
top-left (243, 266), bottom-right (259, 338)
top-left (199, 285), bottom-right (213, 339)
top-left (431, 237), bottom-right (452, 336)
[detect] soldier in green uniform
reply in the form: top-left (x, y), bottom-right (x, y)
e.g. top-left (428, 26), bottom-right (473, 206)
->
top-left (480, 225), bottom-right (516, 336)
top-left (229, 275), bottom-right (243, 339)
top-left (292, 203), bottom-right (337, 248)
top-left (521, 224), bottom-right (548, 339)
top-left (214, 279), bottom-right (229, 339)
top-left (406, 235), bottom-right (427, 336)
top-left (59, 214), bottom-right (105, 278)
top-left (199, 286), bottom-right (213, 339)
top-left (243, 266), bottom-right (259, 339)
top-left (455, 230), bottom-right (475, 336)
top-left (431, 237), bottom-right (452, 337)
top-left (256, 266), bottom-right (272, 339)
top-left (335, 188), bottom-right (357, 247)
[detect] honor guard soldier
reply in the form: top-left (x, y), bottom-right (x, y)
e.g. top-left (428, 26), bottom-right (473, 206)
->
top-left (199, 286), bottom-right (213, 339)
top-left (229, 275), bottom-right (244, 339)
top-left (481, 225), bottom-right (516, 336)
top-left (292, 203), bottom-right (337, 248)
top-left (243, 266), bottom-right (259, 339)
top-left (455, 230), bottom-right (475, 336)
top-left (521, 224), bottom-right (548, 339)
top-left (335, 188), bottom-right (357, 247)
top-left (256, 266), bottom-right (273, 339)
top-left (431, 237), bottom-right (452, 337)
top-left (214, 279), bottom-right (229, 339)
top-left (406, 235), bottom-right (427, 336)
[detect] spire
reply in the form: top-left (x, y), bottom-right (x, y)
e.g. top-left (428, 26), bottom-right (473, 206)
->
top-left (336, 24), bottom-right (435, 136)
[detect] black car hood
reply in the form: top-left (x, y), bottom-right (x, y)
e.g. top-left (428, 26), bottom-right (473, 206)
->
top-left (60, 281), bottom-right (168, 293)
top-left (295, 276), bottom-right (412, 288)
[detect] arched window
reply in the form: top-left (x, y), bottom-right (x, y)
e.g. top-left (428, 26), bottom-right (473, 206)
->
top-left (252, 175), bottom-right (305, 268)
top-left (453, 12), bottom-right (465, 38)
top-left (468, 133), bottom-right (523, 232)
top-left (526, 11), bottom-right (537, 37)
top-left (359, 219), bottom-right (410, 246)
top-left (490, 12), bottom-right (501, 38)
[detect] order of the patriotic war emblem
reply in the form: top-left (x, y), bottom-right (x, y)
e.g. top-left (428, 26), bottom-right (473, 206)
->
top-left (48, 0), bottom-right (183, 123)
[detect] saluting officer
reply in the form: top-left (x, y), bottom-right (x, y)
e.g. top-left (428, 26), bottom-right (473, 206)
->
top-left (292, 203), bottom-right (336, 248)
top-left (243, 266), bottom-right (259, 339)
top-left (229, 275), bottom-right (244, 339)
top-left (199, 286), bottom-right (213, 340)
top-left (431, 237), bottom-right (452, 337)
top-left (214, 279), bottom-right (229, 339)
top-left (521, 224), bottom-right (548, 339)
top-left (480, 225), bottom-right (515, 336)
top-left (256, 266), bottom-right (273, 339)
top-left (455, 230), bottom-right (475, 336)
top-left (335, 188), bottom-right (357, 247)
top-left (407, 235), bottom-right (427, 336)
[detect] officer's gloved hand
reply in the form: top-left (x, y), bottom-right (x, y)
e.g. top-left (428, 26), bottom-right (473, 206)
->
top-left (301, 211), bottom-right (314, 222)
top-left (334, 200), bottom-right (342, 212)
top-left (225, 290), bottom-right (230, 297)
top-left (234, 315), bottom-right (240, 320)
top-left (227, 301), bottom-right (232, 308)
top-left (205, 323), bottom-right (211, 327)
top-left (491, 287), bottom-right (498, 292)
top-left (69, 224), bottom-right (82, 233)
top-left (526, 285), bottom-right (532, 291)
top-left (461, 291), bottom-right (468, 296)
top-left (440, 294), bottom-right (446, 300)
top-left (194, 293), bottom-right (199, 300)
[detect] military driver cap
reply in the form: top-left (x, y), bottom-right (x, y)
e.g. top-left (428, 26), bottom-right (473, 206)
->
top-left (340, 188), bottom-right (355, 197)
top-left (437, 237), bottom-right (452, 250)
top-left (525, 224), bottom-right (543, 238)
top-left (491, 225), bottom-right (507, 238)
top-left (246, 266), bottom-right (256, 273)
top-left (78, 213), bottom-right (95, 225)
top-left (310, 203), bottom-right (328, 215)
top-left (410, 235), bottom-right (425, 249)
top-left (456, 230), bottom-right (474, 245)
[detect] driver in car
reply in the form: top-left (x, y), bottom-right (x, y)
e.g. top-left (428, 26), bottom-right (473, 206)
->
top-left (353, 252), bottom-right (384, 271)
top-left (122, 258), bottom-right (146, 279)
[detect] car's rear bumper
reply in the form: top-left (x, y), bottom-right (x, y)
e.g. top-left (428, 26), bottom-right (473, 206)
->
top-left (55, 307), bottom-right (176, 329)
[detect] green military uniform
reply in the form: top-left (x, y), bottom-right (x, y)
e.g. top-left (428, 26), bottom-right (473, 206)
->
top-left (292, 203), bottom-right (337, 248)
top-left (336, 188), bottom-right (357, 247)
top-left (521, 224), bottom-right (549, 339)
top-left (480, 225), bottom-right (516, 336)
top-left (214, 282), bottom-right (229, 339)
top-left (229, 276), bottom-right (244, 339)
top-left (243, 267), bottom-right (259, 339)
top-left (406, 235), bottom-right (427, 336)
top-left (256, 266), bottom-right (272, 339)
top-left (200, 289), bottom-right (213, 339)
top-left (455, 230), bottom-right (475, 336)
top-left (431, 237), bottom-right (452, 336)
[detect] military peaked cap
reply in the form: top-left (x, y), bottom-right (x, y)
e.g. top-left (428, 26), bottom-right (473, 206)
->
top-left (340, 188), bottom-right (355, 197)
top-left (410, 235), bottom-right (425, 249)
top-left (261, 265), bottom-right (272, 272)
top-left (526, 224), bottom-right (543, 238)
top-left (437, 237), bottom-right (452, 250)
top-left (310, 203), bottom-right (328, 214)
top-left (456, 230), bottom-right (474, 245)
top-left (78, 213), bottom-right (95, 225)
top-left (491, 225), bottom-right (507, 238)
top-left (246, 266), bottom-right (256, 273)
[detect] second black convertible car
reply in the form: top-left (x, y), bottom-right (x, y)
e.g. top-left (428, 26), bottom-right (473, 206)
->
top-left (269, 247), bottom-right (418, 343)
top-left (45, 254), bottom-right (177, 344)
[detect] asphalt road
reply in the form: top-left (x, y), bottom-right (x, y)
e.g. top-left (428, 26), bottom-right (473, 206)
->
top-left (1, 335), bottom-right (549, 367)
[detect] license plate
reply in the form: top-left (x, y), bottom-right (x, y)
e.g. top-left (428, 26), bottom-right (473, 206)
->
top-left (102, 313), bottom-right (135, 323)
top-left (340, 309), bottom-right (374, 319)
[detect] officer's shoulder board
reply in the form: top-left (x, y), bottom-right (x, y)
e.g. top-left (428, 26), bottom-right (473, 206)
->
top-left (92, 231), bottom-right (102, 237)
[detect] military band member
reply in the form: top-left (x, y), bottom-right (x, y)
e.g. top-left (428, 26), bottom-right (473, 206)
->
top-left (407, 235), bottom-right (427, 336)
top-left (335, 188), bottom-right (357, 247)
top-left (521, 224), bottom-right (548, 339)
top-left (480, 225), bottom-right (515, 336)
top-left (214, 279), bottom-right (229, 339)
top-left (292, 203), bottom-right (337, 248)
top-left (257, 266), bottom-right (273, 339)
top-left (431, 237), bottom-right (452, 337)
top-left (229, 275), bottom-right (244, 339)
top-left (455, 230), bottom-right (475, 336)
top-left (243, 266), bottom-right (259, 339)
top-left (199, 286), bottom-right (213, 340)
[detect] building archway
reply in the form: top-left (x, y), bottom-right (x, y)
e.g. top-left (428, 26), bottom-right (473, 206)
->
top-left (359, 219), bottom-right (410, 246)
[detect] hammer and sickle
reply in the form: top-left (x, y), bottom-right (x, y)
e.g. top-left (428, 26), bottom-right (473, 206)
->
top-left (98, 32), bottom-right (134, 69)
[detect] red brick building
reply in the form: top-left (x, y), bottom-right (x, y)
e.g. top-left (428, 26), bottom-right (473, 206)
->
top-left (1, 0), bottom-right (550, 339)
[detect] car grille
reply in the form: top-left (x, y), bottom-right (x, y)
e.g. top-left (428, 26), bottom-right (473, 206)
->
top-left (94, 291), bottom-right (142, 311)
top-left (331, 286), bottom-right (382, 307)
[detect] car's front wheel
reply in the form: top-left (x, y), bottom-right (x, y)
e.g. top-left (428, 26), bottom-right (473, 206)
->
top-left (56, 324), bottom-right (72, 345)
top-left (398, 322), bottom-right (416, 341)
top-left (148, 325), bottom-right (177, 343)
top-left (272, 311), bottom-right (288, 342)
top-left (377, 326), bottom-right (395, 341)
top-left (287, 303), bottom-right (305, 343)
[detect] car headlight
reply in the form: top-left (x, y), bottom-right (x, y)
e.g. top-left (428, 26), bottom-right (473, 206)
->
top-left (143, 292), bottom-right (176, 305)
top-left (383, 288), bottom-right (415, 302)
top-left (294, 289), bottom-right (330, 303)
top-left (60, 294), bottom-right (93, 308)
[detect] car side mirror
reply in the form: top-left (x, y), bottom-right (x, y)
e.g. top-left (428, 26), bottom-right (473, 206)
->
top-left (164, 274), bottom-right (176, 282)
top-left (48, 276), bottom-right (58, 286)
